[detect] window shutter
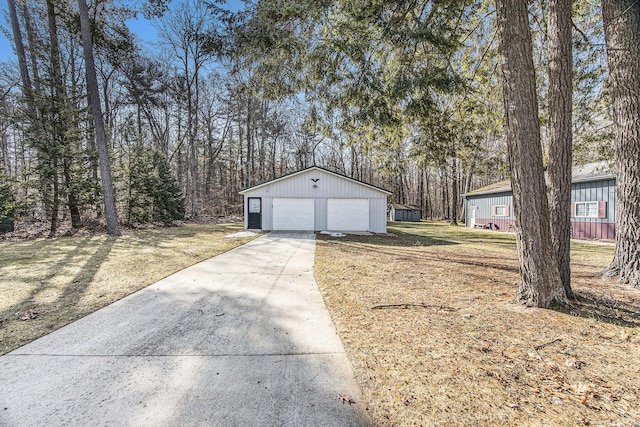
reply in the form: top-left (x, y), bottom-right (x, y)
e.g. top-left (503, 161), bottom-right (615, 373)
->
top-left (597, 201), bottom-right (607, 219)
top-left (505, 205), bottom-right (510, 217)
top-left (491, 205), bottom-right (496, 216)
top-left (571, 203), bottom-right (576, 218)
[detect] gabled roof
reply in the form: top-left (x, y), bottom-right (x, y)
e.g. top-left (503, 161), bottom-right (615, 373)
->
top-left (463, 180), bottom-right (512, 197)
top-left (391, 204), bottom-right (421, 210)
top-left (571, 161), bottom-right (615, 183)
top-left (463, 161), bottom-right (615, 198)
top-left (238, 166), bottom-right (393, 195)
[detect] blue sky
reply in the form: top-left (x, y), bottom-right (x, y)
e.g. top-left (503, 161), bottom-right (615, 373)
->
top-left (0, 0), bottom-right (245, 64)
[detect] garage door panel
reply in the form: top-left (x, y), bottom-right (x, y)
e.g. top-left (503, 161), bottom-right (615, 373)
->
top-left (273, 198), bottom-right (314, 230)
top-left (327, 199), bottom-right (369, 231)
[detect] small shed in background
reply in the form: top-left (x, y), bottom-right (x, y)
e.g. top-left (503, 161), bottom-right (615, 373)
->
top-left (389, 204), bottom-right (422, 222)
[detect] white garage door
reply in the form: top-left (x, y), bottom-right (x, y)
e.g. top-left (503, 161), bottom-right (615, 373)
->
top-left (327, 199), bottom-right (369, 231)
top-left (272, 198), bottom-right (315, 230)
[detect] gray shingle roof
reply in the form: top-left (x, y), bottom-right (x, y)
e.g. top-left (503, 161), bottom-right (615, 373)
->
top-left (463, 161), bottom-right (615, 197)
top-left (390, 204), bottom-right (421, 210)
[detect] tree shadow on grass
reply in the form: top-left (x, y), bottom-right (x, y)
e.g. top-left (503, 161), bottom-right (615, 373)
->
top-left (0, 252), bottom-right (371, 426)
top-left (1, 224), bottom-right (252, 354)
top-left (318, 229), bottom-right (459, 248)
top-left (322, 227), bottom-right (639, 328)
top-left (319, 230), bottom-right (523, 277)
top-left (552, 291), bottom-right (640, 328)
top-left (0, 237), bottom-right (117, 354)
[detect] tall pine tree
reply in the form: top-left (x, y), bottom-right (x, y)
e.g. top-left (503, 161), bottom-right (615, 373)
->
top-left (495, 0), bottom-right (567, 307)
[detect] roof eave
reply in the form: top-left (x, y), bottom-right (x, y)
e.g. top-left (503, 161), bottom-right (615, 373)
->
top-left (462, 188), bottom-right (512, 198)
top-left (238, 166), bottom-right (393, 196)
top-left (571, 174), bottom-right (615, 184)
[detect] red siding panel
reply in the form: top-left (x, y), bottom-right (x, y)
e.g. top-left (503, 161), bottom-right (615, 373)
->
top-left (475, 218), bottom-right (515, 231)
top-left (571, 222), bottom-right (616, 240)
top-left (597, 201), bottom-right (607, 218)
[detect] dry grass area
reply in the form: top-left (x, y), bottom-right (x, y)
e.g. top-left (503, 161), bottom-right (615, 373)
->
top-left (315, 222), bottom-right (640, 426)
top-left (0, 223), bottom-right (257, 355)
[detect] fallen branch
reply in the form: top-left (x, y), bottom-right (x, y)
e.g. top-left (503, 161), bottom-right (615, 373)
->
top-left (534, 338), bottom-right (562, 351)
top-left (371, 303), bottom-right (457, 312)
top-left (338, 394), bottom-right (355, 404)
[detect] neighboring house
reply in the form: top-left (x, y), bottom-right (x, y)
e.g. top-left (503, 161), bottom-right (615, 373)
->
top-left (389, 204), bottom-right (422, 222)
top-left (463, 162), bottom-right (616, 240)
top-left (239, 166), bottom-right (392, 233)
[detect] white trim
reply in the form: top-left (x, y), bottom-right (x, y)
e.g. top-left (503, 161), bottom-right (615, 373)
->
top-left (574, 201), bottom-right (598, 218)
top-left (493, 205), bottom-right (508, 217)
top-left (239, 166), bottom-right (392, 195)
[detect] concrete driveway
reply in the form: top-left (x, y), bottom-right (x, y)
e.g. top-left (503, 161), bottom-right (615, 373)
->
top-left (0, 232), bottom-right (371, 426)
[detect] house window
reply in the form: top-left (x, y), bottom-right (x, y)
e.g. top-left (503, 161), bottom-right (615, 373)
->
top-left (492, 205), bottom-right (510, 217)
top-left (574, 201), bottom-right (606, 218)
top-left (575, 201), bottom-right (597, 218)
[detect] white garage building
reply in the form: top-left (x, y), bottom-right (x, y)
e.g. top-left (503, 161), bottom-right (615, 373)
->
top-left (239, 166), bottom-right (391, 233)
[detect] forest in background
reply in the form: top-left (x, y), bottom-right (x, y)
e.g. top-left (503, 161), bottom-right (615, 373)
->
top-left (0, 0), bottom-right (613, 234)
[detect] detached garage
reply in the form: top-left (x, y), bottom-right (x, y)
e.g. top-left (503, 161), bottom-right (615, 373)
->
top-left (239, 166), bottom-right (391, 233)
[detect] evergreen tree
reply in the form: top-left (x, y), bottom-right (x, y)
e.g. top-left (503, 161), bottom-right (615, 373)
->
top-left (0, 170), bottom-right (16, 233)
top-left (127, 147), bottom-right (155, 224)
top-left (151, 151), bottom-right (186, 224)
top-left (495, 0), bottom-right (567, 307)
top-left (547, 0), bottom-right (574, 298)
top-left (127, 148), bottom-right (185, 225)
top-left (601, 0), bottom-right (640, 287)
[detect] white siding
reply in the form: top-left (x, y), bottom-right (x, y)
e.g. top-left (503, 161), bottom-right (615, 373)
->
top-left (571, 178), bottom-right (616, 224)
top-left (314, 198), bottom-right (327, 231)
top-left (241, 169), bottom-right (387, 199)
top-left (465, 192), bottom-right (514, 226)
top-left (262, 197), bottom-right (273, 230)
top-left (241, 168), bottom-right (390, 233)
top-left (369, 198), bottom-right (388, 233)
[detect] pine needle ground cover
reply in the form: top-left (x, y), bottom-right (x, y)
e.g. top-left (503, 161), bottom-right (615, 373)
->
top-left (315, 222), bottom-right (640, 426)
top-left (0, 223), bottom-right (257, 355)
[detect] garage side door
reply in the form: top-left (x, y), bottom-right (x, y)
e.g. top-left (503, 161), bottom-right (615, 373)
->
top-left (272, 198), bottom-right (315, 230)
top-left (327, 199), bottom-right (369, 231)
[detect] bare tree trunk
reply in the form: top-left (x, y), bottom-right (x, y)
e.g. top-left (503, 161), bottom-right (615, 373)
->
top-left (78, 0), bottom-right (121, 236)
top-left (45, 0), bottom-right (63, 236)
top-left (496, 0), bottom-right (566, 308)
top-left (8, 0), bottom-right (35, 117)
top-left (547, 0), bottom-right (574, 298)
top-left (601, 0), bottom-right (640, 287)
top-left (175, 104), bottom-right (184, 186)
top-left (63, 159), bottom-right (81, 227)
top-left (418, 167), bottom-right (424, 219)
top-left (271, 136), bottom-right (277, 179)
top-left (47, 0), bottom-right (81, 229)
top-left (246, 98), bottom-right (252, 187)
top-left (238, 119), bottom-right (245, 188)
top-left (425, 168), bottom-right (432, 219)
top-left (450, 157), bottom-right (458, 225)
top-left (461, 165), bottom-right (473, 223)
top-left (441, 167), bottom-right (449, 220)
top-left (189, 130), bottom-right (198, 217)
top-left (189, 61), bottom-right (199, 218)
